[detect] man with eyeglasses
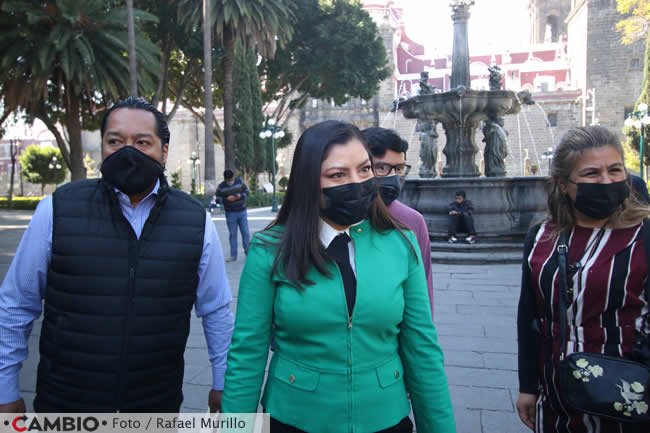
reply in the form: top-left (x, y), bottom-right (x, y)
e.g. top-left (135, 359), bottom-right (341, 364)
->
top-left (362, 127), bottom-right (434, 319)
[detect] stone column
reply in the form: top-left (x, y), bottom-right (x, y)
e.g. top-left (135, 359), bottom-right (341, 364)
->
top-left (450, 2), bottom-right (473, 89)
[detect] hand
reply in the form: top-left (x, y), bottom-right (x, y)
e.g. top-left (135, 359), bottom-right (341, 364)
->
top-left (516, 393), bottom-right (537, 431)
top-left (208, 390), bottom-right (223, 413)
top-left (450, 210), bottom-right (458, 215)
top-left (226, 195), bottom-right (237, 202)
top-left (0, 398), bottom-right (26, 413)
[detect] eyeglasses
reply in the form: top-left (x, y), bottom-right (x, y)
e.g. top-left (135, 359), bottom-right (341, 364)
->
top-left (374, 163), bottom-right (411, 177)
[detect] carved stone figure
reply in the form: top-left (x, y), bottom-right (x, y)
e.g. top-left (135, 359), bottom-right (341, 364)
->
top-left (417, 119), bottom-right (438, 178)
top-left (417, 71), bottom-right (436, 95)
top-left (483, 116), bottom-right (508, 177)
top-left (488, 65), bottom-right (503, 91)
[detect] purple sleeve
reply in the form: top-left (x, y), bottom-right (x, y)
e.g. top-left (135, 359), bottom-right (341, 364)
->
top-left (414, 216), bottom-right (434, 319)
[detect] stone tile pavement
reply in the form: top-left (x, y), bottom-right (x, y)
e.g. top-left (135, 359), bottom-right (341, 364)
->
top-left (0, 207), bottom-right (528, 432)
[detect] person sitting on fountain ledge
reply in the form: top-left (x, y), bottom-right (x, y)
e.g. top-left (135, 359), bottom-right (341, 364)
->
top-left (448, 190), bottom-right (477, 244)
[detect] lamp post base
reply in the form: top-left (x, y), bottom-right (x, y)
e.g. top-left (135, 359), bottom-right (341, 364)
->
top-left (271, 195), bottom-right (278, 213)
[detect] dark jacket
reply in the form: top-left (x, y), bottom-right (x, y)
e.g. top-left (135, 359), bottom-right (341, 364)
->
top-left (216, 177), bottom-right (249, 212)
top-left (630, 174), bottom-right (650, 204)
top-left (34, 177), bottom-right (205, 412)
top-left (448, 199), bottom-right (473, 215)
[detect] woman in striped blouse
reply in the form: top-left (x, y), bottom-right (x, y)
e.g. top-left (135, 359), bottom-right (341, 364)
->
top-left (516, 125), bottom-right (650, 432)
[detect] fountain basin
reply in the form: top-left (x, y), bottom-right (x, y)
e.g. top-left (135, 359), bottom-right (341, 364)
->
top-left (398, 89), bottom-right (528, 123)
top-left (400, 176), bottom-right (549, 240)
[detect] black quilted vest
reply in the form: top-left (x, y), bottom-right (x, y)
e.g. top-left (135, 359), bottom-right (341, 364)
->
top-left (33, 178), bottom-right (205, 412)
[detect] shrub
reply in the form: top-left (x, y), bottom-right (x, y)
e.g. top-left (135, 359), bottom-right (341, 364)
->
top-left (0, 196), bottom-right (44, 210)
top-left (247, 191), bottom-right (285, 208)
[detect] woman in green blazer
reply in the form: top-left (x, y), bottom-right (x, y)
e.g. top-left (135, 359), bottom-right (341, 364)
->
top-left (221, 121), bottom-right (455, 433)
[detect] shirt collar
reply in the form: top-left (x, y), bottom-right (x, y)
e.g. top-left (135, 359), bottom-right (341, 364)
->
top-left (319, 218), bottom-right (364, 248)
top-left (114, 179), bottom-right (160, 207)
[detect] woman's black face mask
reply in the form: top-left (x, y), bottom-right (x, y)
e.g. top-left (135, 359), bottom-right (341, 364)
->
top-left (570, 179), bottom-right (629, 220)
top-left (321, 178), bottom-right (378, 226)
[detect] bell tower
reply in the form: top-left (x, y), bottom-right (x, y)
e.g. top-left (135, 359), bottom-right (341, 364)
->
top-left (528, 0), bottom-right (571, 44)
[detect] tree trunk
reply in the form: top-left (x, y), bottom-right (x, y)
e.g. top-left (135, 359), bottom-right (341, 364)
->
top-left (65, 92), bottom-right (87, 180)
top-left (203, 0), bottom-right (216, 194)
top-left (8, 140), bottom-right (17, 203)
top-left (222, 25), bottom-right (236, 171)
top-left (126, 0), bottom-right (138, 96)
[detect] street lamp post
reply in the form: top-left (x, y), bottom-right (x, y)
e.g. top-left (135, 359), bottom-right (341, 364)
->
top-left (625, 103), bottom-right (650, 181)
top-left (8, 139), bottom-right (18, 203)
top-left (188, 151), bottom-right (201, 194)
top-left (542, 146), bottom-right (553, 174)
top-left (48, 155), bottom-right (62, 193)
top-left (259, 118), bottom-right (285, 213)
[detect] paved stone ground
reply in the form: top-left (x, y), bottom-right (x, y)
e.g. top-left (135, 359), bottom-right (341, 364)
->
top-left (0, 207), bottom-right (527, 433)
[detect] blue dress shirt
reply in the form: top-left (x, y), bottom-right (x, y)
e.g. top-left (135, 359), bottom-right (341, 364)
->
top-left (0, 181), bottom-right (234, 405)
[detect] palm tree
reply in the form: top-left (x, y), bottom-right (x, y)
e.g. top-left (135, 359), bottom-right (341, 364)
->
top-left (212, 0), bottom-right (296, 172)
top-left (0, 0), bottom-right (159, 180)
top-left (203, 0), bottom-right (215, 192)
top-left (127, 0), bottom-right (138, 96)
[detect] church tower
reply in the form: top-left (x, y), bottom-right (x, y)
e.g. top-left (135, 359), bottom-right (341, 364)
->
top-left (528, 0), bottom-right (571, 44)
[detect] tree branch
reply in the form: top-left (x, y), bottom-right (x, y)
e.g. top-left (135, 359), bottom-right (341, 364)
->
top-left (152, 37), bottom-right (170, 108)
top-left (166, 57), bottom-right (196, 122)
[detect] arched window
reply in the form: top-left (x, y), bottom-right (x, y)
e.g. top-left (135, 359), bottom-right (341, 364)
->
top-left (546, 15), bottom-right (560, 42)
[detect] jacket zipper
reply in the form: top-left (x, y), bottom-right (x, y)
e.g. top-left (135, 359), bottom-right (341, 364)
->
top-left (334, 265), bottom-right (354, 431)
top-left (117, 219), bottom-right (139, 412)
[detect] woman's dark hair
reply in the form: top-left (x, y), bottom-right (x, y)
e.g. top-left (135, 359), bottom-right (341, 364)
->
top-left (264, 120), bottom-right (412, 289)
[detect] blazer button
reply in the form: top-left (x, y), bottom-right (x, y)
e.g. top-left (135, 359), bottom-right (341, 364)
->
top-left (394, 371), bottom-right (400, 379)
top-left (289, 374), bottom-right (295, 384)
top-left (357, 228), bottom-right (362, 233)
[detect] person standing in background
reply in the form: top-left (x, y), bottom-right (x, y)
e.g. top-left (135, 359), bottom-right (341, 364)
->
top-left (217, 170), bottom-right (250, 262)
top-left (362, 127), bottom-right (435, 319)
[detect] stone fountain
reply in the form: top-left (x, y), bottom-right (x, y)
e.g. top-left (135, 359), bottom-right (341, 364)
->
top-left (397, 0), bottom-right (549, 260)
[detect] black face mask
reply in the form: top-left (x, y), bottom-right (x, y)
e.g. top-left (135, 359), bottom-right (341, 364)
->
top-left (572, 179), bottom-right (629, 220)
top-left (376, 175), bottom-right (402, 206)
top-left (321, 178), bottom-right (378, 226)
top-left (101, 146), bottom-right (164, 195)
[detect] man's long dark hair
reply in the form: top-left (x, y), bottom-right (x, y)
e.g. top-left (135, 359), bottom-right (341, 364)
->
top-left (264, 120), bottom-right (414, 289)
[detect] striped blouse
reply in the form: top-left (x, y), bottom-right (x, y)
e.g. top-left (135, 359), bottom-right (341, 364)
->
top-left (518, 221), bottom-right (650, 433)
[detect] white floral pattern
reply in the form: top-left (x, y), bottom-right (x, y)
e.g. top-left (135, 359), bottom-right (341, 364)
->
top-left (571, 358), bottom-right (604, 382)
top-left (613, 380), bottom-right (648, 417)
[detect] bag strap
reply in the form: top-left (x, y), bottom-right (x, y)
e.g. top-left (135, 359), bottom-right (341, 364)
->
top-left (558, 222), bottom-right (650, 359)
top-left (641, 220), bottom-right (650, 330)
top-left (556, 231), bottom-right (571, 360)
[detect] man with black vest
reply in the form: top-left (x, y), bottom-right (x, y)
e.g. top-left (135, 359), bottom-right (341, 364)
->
top-left (0, 98), bottom-right (234, 413)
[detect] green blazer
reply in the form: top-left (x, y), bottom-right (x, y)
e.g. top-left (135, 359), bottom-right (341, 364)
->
top-left (221, 220), bottom-right (456, 433)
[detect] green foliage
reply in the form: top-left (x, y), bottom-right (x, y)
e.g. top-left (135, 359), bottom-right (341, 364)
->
top-left (622, 36), bottom-right (650, 163)
top-left (624, 139), bottom-right (641, 173)
top-left (170, 171), bottom-right (182, 189)
top-left (616, 0), bottom-right (649, 44)
top-left (261, 0), bottom-right (389, 120)
top-left (0, 0), bottom-right (161, 179)
top-left (278, 176), bottom-right (289, 191)
top-left (247, 191), bottom-right (285, 208)
top-left (233, 41), bottom-right (255, 172)
top-left (0, 196), bottom-right (43, 210)
top-left (18, 145), bottom-right (66, 189)
top-left (84, 153), bottom-right (99, 178)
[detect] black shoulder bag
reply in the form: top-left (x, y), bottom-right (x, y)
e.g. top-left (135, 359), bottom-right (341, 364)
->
top-left (556, 224), bottom-right (650, 422)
